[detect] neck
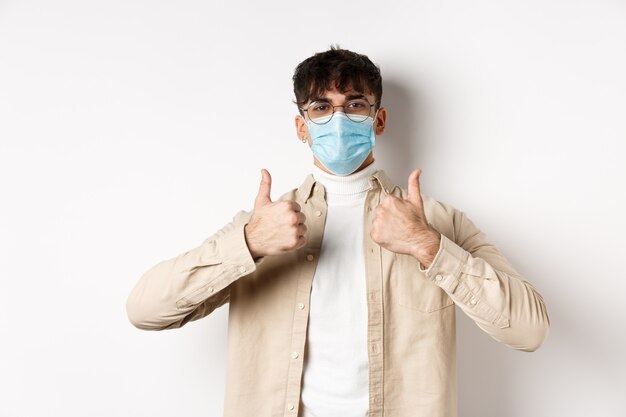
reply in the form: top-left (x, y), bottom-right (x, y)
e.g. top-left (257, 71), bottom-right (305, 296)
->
top-left (312, 160), bottom-right (378, 206)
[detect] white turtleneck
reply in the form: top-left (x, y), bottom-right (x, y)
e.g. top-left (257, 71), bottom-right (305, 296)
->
top-left (300, 160), bottom-right (378, 417)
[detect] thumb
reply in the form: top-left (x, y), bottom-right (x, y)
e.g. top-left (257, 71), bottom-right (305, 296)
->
top-left (406, 168), bottom-right (422, 206)
top-left (255, 168), bottom-right (272, 207)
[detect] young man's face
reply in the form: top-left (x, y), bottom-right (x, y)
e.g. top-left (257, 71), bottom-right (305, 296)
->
top-left (295, 85), bottom-right (387, 175)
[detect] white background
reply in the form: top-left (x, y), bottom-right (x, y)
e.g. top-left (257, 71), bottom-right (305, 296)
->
top-left (1, 1), bottom-right (625, 416)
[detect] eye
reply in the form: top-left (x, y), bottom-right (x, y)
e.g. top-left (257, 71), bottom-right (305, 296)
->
top-left (347, 101), bottom-right (366, 108)
top-left (312, 104), bottom-right (330, 112)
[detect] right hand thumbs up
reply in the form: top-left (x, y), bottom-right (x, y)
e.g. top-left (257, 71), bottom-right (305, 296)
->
top-left (244, 169), bottom-right (308, 259)
top-left (254, 169), bottom-right (273, 208)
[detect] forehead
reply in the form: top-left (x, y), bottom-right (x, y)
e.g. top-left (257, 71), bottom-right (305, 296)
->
top-left (308, 86), bottom-right (374, 103)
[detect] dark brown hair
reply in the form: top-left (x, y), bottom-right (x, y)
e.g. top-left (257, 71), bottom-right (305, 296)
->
top-left (292, 44), bottom-right (383, 116)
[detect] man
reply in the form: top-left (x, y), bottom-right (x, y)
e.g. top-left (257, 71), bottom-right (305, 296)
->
top-left (126, 46), bottom-right (550, 417)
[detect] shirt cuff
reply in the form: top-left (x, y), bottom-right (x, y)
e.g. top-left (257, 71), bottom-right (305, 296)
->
top-left (217, 221), bottom-right (261, 278)
top-left (418, 233), bottom-right (469, 292)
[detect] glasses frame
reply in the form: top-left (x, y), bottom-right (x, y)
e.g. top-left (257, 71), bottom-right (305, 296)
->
top-left (300, 98), bottom-right (380, 125)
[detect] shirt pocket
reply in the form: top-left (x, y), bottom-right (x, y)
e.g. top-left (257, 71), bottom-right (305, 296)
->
top-left (392, 253), bottom-right (454, 313)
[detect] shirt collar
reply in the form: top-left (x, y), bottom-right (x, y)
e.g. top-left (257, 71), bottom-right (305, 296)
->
top-left (297, 167), bottom-right (396, 205)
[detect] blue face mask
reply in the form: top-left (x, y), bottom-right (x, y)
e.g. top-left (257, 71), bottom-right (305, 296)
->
top-left (306, 111), bottom-right (378, 176)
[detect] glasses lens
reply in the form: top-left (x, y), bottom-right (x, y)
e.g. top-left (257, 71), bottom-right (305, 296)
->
top-left (307, 101), bottom-right (333, 124)
top-left (345, 99), bottom-right (372, 122)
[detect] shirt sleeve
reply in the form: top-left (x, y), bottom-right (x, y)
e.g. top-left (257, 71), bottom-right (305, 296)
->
top-left (126, 209), bottom-right (264, 330)
top-left (418, 209), bottom-right (550, 352)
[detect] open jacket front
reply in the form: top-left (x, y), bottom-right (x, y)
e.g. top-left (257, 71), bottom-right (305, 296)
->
top-left (126, 169), bottom-right (550, 417)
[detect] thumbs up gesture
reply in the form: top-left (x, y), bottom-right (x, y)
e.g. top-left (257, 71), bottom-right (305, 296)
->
top-left (370, 168), bottom-right (441, 268)
top-left (244, 169), bottom-right (308, 259)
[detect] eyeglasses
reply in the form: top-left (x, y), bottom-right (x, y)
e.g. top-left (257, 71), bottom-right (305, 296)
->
top-left (300, 98), bottom-right (379, 125)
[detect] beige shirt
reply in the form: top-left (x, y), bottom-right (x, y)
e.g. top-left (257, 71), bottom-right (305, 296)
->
top-left (126, 169), bottom-right (550, 417)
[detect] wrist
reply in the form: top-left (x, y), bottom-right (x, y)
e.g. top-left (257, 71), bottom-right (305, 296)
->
top-left (244, 223), bottom-right (264, 259)
top-left (413, 228), bottom-right (441, 268)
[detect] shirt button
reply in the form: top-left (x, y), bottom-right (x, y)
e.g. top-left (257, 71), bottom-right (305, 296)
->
top-left (314, 210), bottom-right (322, 217)
top-left (306, 254), bottom-right (314, 261)
top-left (470, 297), bottom-right (478, 305)
top-left (287, 403), bottom-right (295, 411)
top-left (297, 302), bottom-right (305, 310)
top-left (238, 265), bottom-right (246, 273)
top-left (207, 286), bottom-right (214, 293)
top-left (435, 274), bottom-right (443, 281)
top-left (291, 351), bottom-right (299, 359)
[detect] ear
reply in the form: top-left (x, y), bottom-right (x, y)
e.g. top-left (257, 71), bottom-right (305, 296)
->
top-left (374, 107), bottom-right (387, 136)
top-left (295, 114), bottom-right (310, 143)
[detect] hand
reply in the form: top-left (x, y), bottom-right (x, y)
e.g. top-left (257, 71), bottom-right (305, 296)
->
top-left (244, 169), bottom-right (308, 259)
top-left (370, 168), bottom-right (441, 268)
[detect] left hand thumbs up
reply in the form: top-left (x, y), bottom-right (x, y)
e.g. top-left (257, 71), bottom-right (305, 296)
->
top-left (370, 168), bottom-right (441, 267)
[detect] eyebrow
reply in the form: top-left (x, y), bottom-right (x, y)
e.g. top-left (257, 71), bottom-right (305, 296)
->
top-left (310, 93), bottom-right (367, 103)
